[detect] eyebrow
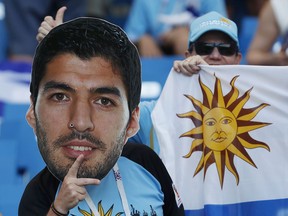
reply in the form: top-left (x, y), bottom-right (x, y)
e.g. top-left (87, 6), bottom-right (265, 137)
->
top-left (90, 86), bottom-right (121, 97)
top-left (43, 81), bottom-right (121, 97)
top-left (43, 81), bottom-right (75, 93)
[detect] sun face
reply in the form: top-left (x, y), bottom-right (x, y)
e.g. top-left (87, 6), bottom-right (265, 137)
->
top-left (203, 107), bottom-right (237, 151)
top-left (177, 75), bottom-right (271, 188)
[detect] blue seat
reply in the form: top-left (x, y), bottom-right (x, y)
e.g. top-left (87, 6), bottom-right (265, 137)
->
top-left (0, 184), bottom-right (25, 216)
top-left (141, 55), bottom-right (180, 101)
top-left (2, 103), bottom-right (29, 122)
top-left (0, 119), bottom-right (45, 182)
top-left (1, 103), bottom-right (44, 180)
top-left (0, 139), bottom-right (17, 184)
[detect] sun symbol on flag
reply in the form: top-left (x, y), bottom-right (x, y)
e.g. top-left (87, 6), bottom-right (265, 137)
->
top-left (177, 75), bottom-right (271, 188)
top-left (78, 201), bottom-right (124, 216)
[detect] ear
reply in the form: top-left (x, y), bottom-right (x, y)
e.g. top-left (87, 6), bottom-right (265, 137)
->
top-left (124, 106), bottom-right (140, 143)
top-left (26, 96), bottom-right (37, 134)
top-left (235, 52), bottom-right (242, 64)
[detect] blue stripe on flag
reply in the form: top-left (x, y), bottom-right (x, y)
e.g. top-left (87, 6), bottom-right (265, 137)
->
top-left (185, 198), bottom-right (288, 216)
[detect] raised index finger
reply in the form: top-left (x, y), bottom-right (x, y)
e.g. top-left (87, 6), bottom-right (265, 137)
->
top-left (66, 154), bottom-right (85, 178)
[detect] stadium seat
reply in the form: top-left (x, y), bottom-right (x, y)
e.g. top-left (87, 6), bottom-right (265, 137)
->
top-left (0, 139), bottom-right (17, 184)
top-left (1, 103), bottom-right (43, 179)
top-left (141, 56), bottom-right (180, 100)
top-left (0, 184), bottom-right (25, 216)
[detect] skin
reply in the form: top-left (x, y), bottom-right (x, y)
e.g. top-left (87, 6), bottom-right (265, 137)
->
top-left (246, 1), bottom-right (288, 65)
top-left (26, 53), bottom-right (139, 214)
top-left (137, 34), bottom-right (164, 57)
top-left (137, 26), bottom-right (189, 57)
top-left (173, 31), bottom-right (242, 76)
top-left (36, 6), bottom-right (67, 42)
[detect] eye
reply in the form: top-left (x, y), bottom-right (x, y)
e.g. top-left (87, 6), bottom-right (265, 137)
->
top-left (51, 93), bottom-right (69, 101)
top-left (95, 97), bottom-right (114, 106)
top-left (206, 120), bottom-right (215, 126)
top-left (222, 118), bottom-right (232, 124)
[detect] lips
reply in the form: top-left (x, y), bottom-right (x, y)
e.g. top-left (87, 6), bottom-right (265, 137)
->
top-left (213, 137), bottom-right (226, 143)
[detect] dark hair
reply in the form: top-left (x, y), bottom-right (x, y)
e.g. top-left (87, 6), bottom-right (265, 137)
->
top-left (30, 17), bottom-right (141, 115)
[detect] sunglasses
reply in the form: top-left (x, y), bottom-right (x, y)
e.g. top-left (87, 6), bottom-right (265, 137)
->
top-left (189, 42), bottom-right (238, 56)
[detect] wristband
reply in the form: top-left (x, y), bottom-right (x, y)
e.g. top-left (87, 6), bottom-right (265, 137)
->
top-left (50, 202), bottom-right (69, 216)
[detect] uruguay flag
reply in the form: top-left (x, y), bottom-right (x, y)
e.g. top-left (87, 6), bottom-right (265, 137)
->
top-left (151, 65), bottom-right (288, 216)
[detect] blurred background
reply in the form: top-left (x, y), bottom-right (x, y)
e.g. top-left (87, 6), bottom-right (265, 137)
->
top-left (0, 0), bottom-right (282, 215)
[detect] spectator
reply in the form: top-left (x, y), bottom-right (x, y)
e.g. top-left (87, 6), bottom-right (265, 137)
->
top-left (18, 17), bottom-right (184, 216)
top-left (35, 10), bottom-right (242, 215)
top-left (4, 0), bottom-right (86, 63)
top-left (246, 0), bottom-right (288, 65)
top-left (124, 0), bottom-right (227, 57)
top-left (225, 0), bottom-right (267, 32)
top-left (131, 11), bottom-right (242, 154)
top-left (86, 0), bottom-right (133, 28)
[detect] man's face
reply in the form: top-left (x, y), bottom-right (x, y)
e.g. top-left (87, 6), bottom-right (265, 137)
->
top-left (27, 53), bottom-right (139, 180)
top-left (186, 31), bottom-right (242, 65)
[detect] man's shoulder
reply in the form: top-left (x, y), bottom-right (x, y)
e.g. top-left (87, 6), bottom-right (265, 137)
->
top-left (18, 167), bottom-right (60, 215)
top-left (122, 142), bottom-right (158, 158)
top-left (29, 167), bottom-right (59, 186)
top-left (121, 142), bottom-right (167, 179)
top-left (22, 167), bottom-right (60, 198)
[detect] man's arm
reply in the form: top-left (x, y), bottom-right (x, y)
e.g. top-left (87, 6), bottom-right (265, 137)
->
top-left (246, 1), bottom-right (288, 66)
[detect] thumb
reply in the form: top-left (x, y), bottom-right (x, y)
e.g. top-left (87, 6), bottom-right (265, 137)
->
top-left (55, 6), bottom-right (66, 26)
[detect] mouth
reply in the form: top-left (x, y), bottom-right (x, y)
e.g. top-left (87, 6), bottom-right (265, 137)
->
top-left (67, 146), bottom-right (93, 151)
top-left (63, 140), bottom-right (98, 158)
top-left (213, 137), bottom-right (226, 143)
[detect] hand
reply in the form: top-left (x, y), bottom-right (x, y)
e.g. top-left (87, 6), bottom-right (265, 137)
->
top-left (52, 155), bottom-right (101, 214)
top-left (173, 55), bottom-right (208, 76)
top-left (36, 6), bottom-right (66, 42)
top-left (275, 51), bottom-right (288, 66)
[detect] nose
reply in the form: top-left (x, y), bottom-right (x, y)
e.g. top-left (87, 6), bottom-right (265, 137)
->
top-left (215, 123), bottom-right (222, 133)
top-left (209, 47), bottom-right (222, 60)
top-left (68, 99), bottom-right (94, 132)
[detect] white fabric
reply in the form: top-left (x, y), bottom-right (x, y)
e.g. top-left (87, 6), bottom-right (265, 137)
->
top-left (271, 0), bottom-right (288, 35)
top-left (152, 65), bottom-right (288, 213)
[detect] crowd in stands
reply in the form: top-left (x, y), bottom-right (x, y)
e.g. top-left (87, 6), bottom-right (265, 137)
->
top-left (1, 0), bottom-right (286, 65)
top-left (0, 0), bottom-right (288, 215)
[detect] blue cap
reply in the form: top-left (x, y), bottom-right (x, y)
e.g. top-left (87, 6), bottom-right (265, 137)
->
top-left (188, 11), bottom-right (239, 47)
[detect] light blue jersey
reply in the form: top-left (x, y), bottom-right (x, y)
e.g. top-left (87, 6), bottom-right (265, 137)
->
top-left (129, 100), bottom-right (160, 154)
top-left (69, 157), bottom-right (164, 215)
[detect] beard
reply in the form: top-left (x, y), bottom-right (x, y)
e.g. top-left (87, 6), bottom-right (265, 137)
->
top-left (35, 118), bottom-right (126, 181)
